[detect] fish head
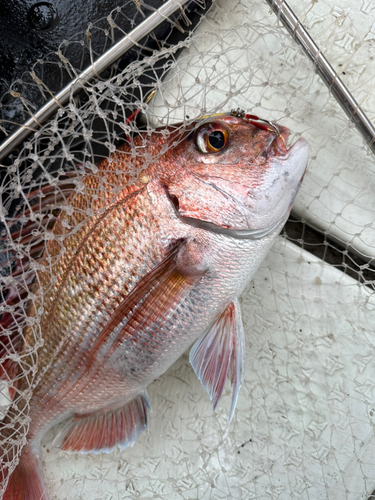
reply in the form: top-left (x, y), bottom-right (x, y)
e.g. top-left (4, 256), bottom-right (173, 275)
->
top-left (158, 113), bottom-right (308, 239)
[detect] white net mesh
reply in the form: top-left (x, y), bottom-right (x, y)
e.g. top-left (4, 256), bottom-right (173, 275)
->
top-left (1, 0), bottom-right (375, 498)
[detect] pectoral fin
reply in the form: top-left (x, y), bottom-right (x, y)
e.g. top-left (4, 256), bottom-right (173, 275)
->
top-left (53, 391), bottom-right (151, 453)
top-left (189, 299), bottom-right (245, 423)
top-left (88, 239), bottom-right (206, 367)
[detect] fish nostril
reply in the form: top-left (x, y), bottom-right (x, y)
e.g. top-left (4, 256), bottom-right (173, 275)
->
top-left (170, 194), bottom-right (179, 211)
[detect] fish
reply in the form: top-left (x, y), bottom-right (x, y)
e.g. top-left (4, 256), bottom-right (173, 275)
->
top-left (0, 110), bottom-right (308, 500)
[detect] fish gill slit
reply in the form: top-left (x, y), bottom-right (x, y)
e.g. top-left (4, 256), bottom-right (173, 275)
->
top-left (163, 186), bottom-right (180, 212)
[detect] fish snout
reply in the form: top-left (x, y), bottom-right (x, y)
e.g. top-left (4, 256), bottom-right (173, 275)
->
top-left (252, 135), bottom-right (308, 229)
top-left (287, 137), bottom-right (309, 174)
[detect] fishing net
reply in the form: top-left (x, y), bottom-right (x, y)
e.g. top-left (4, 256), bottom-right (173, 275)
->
top-left (1, 0), bottom-right (375, 498)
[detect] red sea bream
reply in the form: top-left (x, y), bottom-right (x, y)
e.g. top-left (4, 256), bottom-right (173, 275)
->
top-left (2, 111), bottom-right (308, 499)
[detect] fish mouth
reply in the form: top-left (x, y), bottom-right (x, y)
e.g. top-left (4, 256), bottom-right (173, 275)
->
top-left (270, 126), bottom-right (308, 166)
top-left (286, 136), bottom-right (309, 167)
top-left (285, 136), bottom-right (309, 209)
top-left (270, 125), bottom-right (291, 157)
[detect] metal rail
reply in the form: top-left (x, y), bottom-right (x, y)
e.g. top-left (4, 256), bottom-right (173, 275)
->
top-left (265, 0), bottom-right (375, 156)
top-left (0, 0), bottom-right (190, 164)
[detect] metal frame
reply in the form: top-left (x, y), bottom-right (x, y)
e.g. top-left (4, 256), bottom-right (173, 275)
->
top-left (1, 0), bottom-right (374, 162)
top-left (0, 0), bottom-right (190, 163)
top-left (265, 0), bottom-right (375, 155)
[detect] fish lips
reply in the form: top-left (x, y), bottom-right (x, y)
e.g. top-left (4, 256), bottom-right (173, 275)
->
top-left (259, 135), bottom-right (308, 222)
top-left (286, 136), bottom-right (309, 188)
top-left (284, 136), bottom-right (309, 183)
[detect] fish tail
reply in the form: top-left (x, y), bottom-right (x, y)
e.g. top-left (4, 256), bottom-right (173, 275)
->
top-left (2, 443), bottom-right (49, 500)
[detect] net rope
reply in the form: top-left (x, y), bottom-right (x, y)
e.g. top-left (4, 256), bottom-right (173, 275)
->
top-left (1, 0), bottom-right (375, 498)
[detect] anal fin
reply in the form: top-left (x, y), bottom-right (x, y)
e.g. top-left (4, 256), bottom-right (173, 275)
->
top-left (189, 299), bottom-right (245, 423)
top-left (53, 391), bottom-right (151, 453)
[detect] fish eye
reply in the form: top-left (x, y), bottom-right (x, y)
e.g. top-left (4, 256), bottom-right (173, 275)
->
top-left (195, 123), bottom-right (230, 153)
top-left (208, 131), bottom-right (225, 149)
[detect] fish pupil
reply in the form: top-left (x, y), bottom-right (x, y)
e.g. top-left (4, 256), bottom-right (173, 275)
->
top-left (208, 131), bottom-right (225, 149)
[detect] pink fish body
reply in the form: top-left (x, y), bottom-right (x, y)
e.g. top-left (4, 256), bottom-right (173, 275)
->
top-left (1, 112), bottom-right (308, 499)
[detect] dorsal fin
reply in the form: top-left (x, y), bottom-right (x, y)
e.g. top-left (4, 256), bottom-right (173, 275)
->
top-left (0, 173), bottom-right (80, 402)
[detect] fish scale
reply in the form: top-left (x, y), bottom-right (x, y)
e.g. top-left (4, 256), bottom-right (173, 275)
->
top-left (30, 190), bottom-right (172, 403)
top-left (1, 113), bottom-right (308, 499)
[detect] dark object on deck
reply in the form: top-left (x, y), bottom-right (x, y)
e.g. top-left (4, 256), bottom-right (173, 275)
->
top-left (0, 0), bottom-right (210, 146)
